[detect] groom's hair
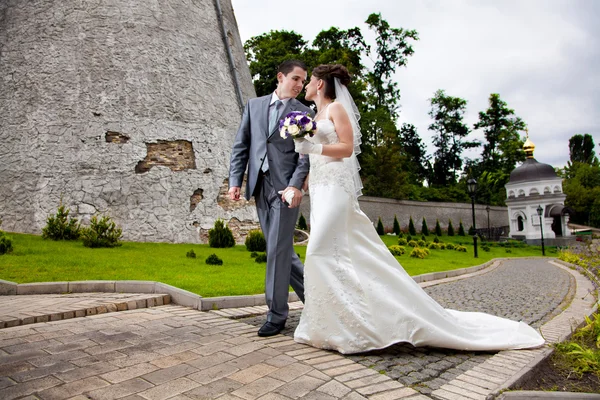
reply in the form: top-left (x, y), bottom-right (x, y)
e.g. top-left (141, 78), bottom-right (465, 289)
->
top-left (278, 60), bottom-right (307, 76)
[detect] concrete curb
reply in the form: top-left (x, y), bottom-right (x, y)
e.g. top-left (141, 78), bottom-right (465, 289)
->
top-left (1, 258), bottom-right (505, 312)
top-left (498, 392), bottom-right (600, 399)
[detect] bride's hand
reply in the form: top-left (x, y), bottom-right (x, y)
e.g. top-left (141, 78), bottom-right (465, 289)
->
top-left (294, 138), bottom-right (323, 155)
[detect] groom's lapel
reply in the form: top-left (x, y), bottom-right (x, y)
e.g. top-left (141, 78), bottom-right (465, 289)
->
top-left (268, 99), bottom-right (293, 139)
top-left (262, 96), bottom-right (272, 137)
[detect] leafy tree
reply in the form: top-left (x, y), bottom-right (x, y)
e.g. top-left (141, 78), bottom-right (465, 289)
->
top-left (435, 219), bottom-right (442, 236)
top-left (361, 139), bottom-right (412, 199)
top-left (421, 217), bottom-right (429, 236)
top-left (569, 134), bottom-right (599, 166)
top-left (473, 94), bottom-right (527, 174)
top-left (393, 215), bottom-right (401, 235)
top-left (244, 31), bottom-right (308, 97)
top-left (563, 162), bottom-right (600, 227)
top-left (428, 90), bottom-right (478, 186)
top-left (408, 217), bottom-right (416, 236)
top-left (376, 217), bottom-right (385, 235)
top-left (398, 123), bottom-right (429, 184)
top-left (447, 220), bottom-right (455, 236)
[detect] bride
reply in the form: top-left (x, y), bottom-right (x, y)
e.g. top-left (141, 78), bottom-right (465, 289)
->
top-left (291, 64), bottom-right (545, 354)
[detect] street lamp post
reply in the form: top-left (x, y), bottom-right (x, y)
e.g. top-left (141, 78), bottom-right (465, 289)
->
top-left (485, 205), bottom-right (491, 240)
top-left (537, 205), bottom-right (545, 256)
top-left (467, 178), bottom-right (478, 258)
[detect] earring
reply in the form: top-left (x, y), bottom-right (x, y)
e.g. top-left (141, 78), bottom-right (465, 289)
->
top-left (317, 90), bottom-right (320, 96)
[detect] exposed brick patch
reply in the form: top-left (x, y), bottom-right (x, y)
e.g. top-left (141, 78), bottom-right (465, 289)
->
top-left (105, 131), bottom-right (130, 144)
top-left (135, 140), bottom-right (196, 174)
top-left (190, 189), bottom-right (204, 212)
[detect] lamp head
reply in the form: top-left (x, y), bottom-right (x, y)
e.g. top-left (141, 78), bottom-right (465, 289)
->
top-left (467, 178), bottom-right (477, 195)
top-left (537, 205), bottom-right (543, 216)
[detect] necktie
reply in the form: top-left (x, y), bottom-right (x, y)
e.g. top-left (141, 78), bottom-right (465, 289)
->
top-left (268, 100), bottom-right (282, 133)
top-left (263, 100), bottom-right (282, 173)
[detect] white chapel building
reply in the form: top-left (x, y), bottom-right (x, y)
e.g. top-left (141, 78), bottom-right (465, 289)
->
top-left (505, 135), bottom-right (573, 245)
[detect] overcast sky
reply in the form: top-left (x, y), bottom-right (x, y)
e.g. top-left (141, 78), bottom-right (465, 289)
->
top-left (230, 0), bottom-right (599, 169)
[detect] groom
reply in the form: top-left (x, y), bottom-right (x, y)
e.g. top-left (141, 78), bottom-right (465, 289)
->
top-left (229, 60), bottom-right (313, 337)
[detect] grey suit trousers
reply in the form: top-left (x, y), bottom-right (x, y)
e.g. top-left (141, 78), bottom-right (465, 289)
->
top-left (255, 171), bottom-right (305, 325)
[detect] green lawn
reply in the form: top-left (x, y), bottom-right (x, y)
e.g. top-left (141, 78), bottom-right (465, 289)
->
top-left (0, 232), bottom-right (552, 297)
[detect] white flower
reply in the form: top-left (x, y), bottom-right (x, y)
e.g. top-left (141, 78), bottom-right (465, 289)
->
top-left (287, 124), bottom-right (300, 135)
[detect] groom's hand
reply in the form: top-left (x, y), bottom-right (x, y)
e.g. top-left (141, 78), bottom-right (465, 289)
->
top-left (228, 186), bottom-right (241, 201)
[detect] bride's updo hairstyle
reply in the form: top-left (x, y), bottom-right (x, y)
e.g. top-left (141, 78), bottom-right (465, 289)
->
top-left (312, 64), bottom-right (351, 100)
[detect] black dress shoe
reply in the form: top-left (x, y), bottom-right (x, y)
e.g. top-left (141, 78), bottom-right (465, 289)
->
top-left (258, 321), bottom-right (285, 337)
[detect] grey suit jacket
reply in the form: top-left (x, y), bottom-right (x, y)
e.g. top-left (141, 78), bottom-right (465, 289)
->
top-left (229, 95), bottom-right (314, 200)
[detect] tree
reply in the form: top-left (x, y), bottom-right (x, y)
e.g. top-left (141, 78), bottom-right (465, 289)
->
top-left (569, 134), bottom-right (598, 166)
top-left (428, 90), bottom-right (478, 186)
top-left (408, 217), bottom-right (416, 236)
top-left (473, 93), bottom-right (527, 175)
top-left (563, 162), bottom-right (600, 227)
top-left (458, 220), bottom-right (466, 236)
top-left (244, 31), bottom-right (308, 97)
top-left (421, 217), bottom-right (429, 236)
top-left (393, 215), bottom-right (401, 235)
top-left (447, 220), bottom-right (455, 236)
top-left (435, 219), bottom-right (442, 237)
top-left (376, 217), bottom-right (385, 235)
top-left (398, 123), bottom-right (429, 185)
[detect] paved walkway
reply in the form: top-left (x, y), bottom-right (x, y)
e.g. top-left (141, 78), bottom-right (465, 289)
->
top-left (0, 259), bottom-right (596, 400)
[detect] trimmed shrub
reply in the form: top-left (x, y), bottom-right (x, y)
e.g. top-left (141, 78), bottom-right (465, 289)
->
top-left (254, 253), bottom-right (267, 263)
top-left (0, 226), bottom-right (13, 255)
top-left (297, 213), bottom-right (308, 230)
top-left (468, 225), bottom-right (475, 236)
top-left (408, 240), bottom-right (418, 247)
top-left (421, 234), bottom-right (427, 242)
top-left (393, 215), bottom-right (401, 236)
top-left (42, 202), bottom-right (80, 240)
top-left (376, 217), bottom-right (385, 235)
top-left (398, 231), bottom-right (404, 238)
top-left (482, 244), bottom-right (491, 252)
top-left (208, 219), bottom-right (235, 248)
top-left (388, 245), bottom-right (406, 256)
top-left (408, 217), bottom-right (416, 236)
top-left (438, 243), bottom-right (447, 250)
top-left (455, 245), bottom-right (467, 252)
top-left (398, 238), bottom-right (408, 246)
top-left (81, 215), bottom-right (122, 248)
top-left (435, 219), bottom-right (442, 237)
top-left (410, 247), bottom-right (430, 259)
top-left (417, 239), bottom-right (426, 247)
top-left (250, 251), bottom-right (259, 258)
top-left (245, 229), bottom-right (266, 252)
top-left (433, 236), bottom-right (440, 243)
top-left (458, 220), bottom-right (466, 236)
top-left (406, 234), bottom-right (413, 242)
top-left (445, 243), bottom-right (456, 250)
top-left (421, 217), bottom-right (429, 236)
top-left (186, 249), bottom-right (196, 258)
top-left (206, 253), bottom-right (223, 265)
top-left (505, 248), bottom-right (512, 254)
top-left (448, 220), bottom-right (455, 236)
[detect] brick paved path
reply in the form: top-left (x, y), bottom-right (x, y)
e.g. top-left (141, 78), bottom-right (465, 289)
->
top-left (0, 258), bottom-right (595, 399)
top-left (239, 259), bottom-right (574, 396)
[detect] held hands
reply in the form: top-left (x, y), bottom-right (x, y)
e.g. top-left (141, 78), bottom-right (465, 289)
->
top-left (228, 187), bottom-right (241, 201)
top-left (278, 187), bottom-right (304, 208)
top-left (294, 138), bottom-right (323, 155)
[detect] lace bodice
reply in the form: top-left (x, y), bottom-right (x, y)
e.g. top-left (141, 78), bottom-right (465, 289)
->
top-left (308, 118), bottom-right (355, 197)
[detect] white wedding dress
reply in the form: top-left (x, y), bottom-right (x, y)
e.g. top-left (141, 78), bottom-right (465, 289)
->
top-left (293, 114), bottom-right (545, 354)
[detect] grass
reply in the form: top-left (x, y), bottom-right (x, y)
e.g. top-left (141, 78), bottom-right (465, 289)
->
top-left (0, 232), bottom-right (551, 297)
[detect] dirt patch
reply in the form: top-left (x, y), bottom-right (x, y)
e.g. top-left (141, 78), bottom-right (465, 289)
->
top-left (515, 355), bottom-right (600, 393)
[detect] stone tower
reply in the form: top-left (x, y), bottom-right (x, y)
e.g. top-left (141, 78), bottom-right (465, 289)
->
top-left (0, 0), bottom-right (258, 242)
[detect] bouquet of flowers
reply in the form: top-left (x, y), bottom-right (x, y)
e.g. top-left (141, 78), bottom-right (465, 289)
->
top-left (279, 111), bottom-right (317, 140)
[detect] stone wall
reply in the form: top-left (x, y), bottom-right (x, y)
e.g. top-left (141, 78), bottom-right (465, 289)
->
top-left (299, 195), bottom-right (508, 234)
top-left (0, 0), bottom-right (258, 243)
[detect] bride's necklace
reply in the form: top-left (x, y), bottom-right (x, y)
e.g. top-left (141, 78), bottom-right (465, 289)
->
top-left (315, 101), bottom-right (334, 120)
